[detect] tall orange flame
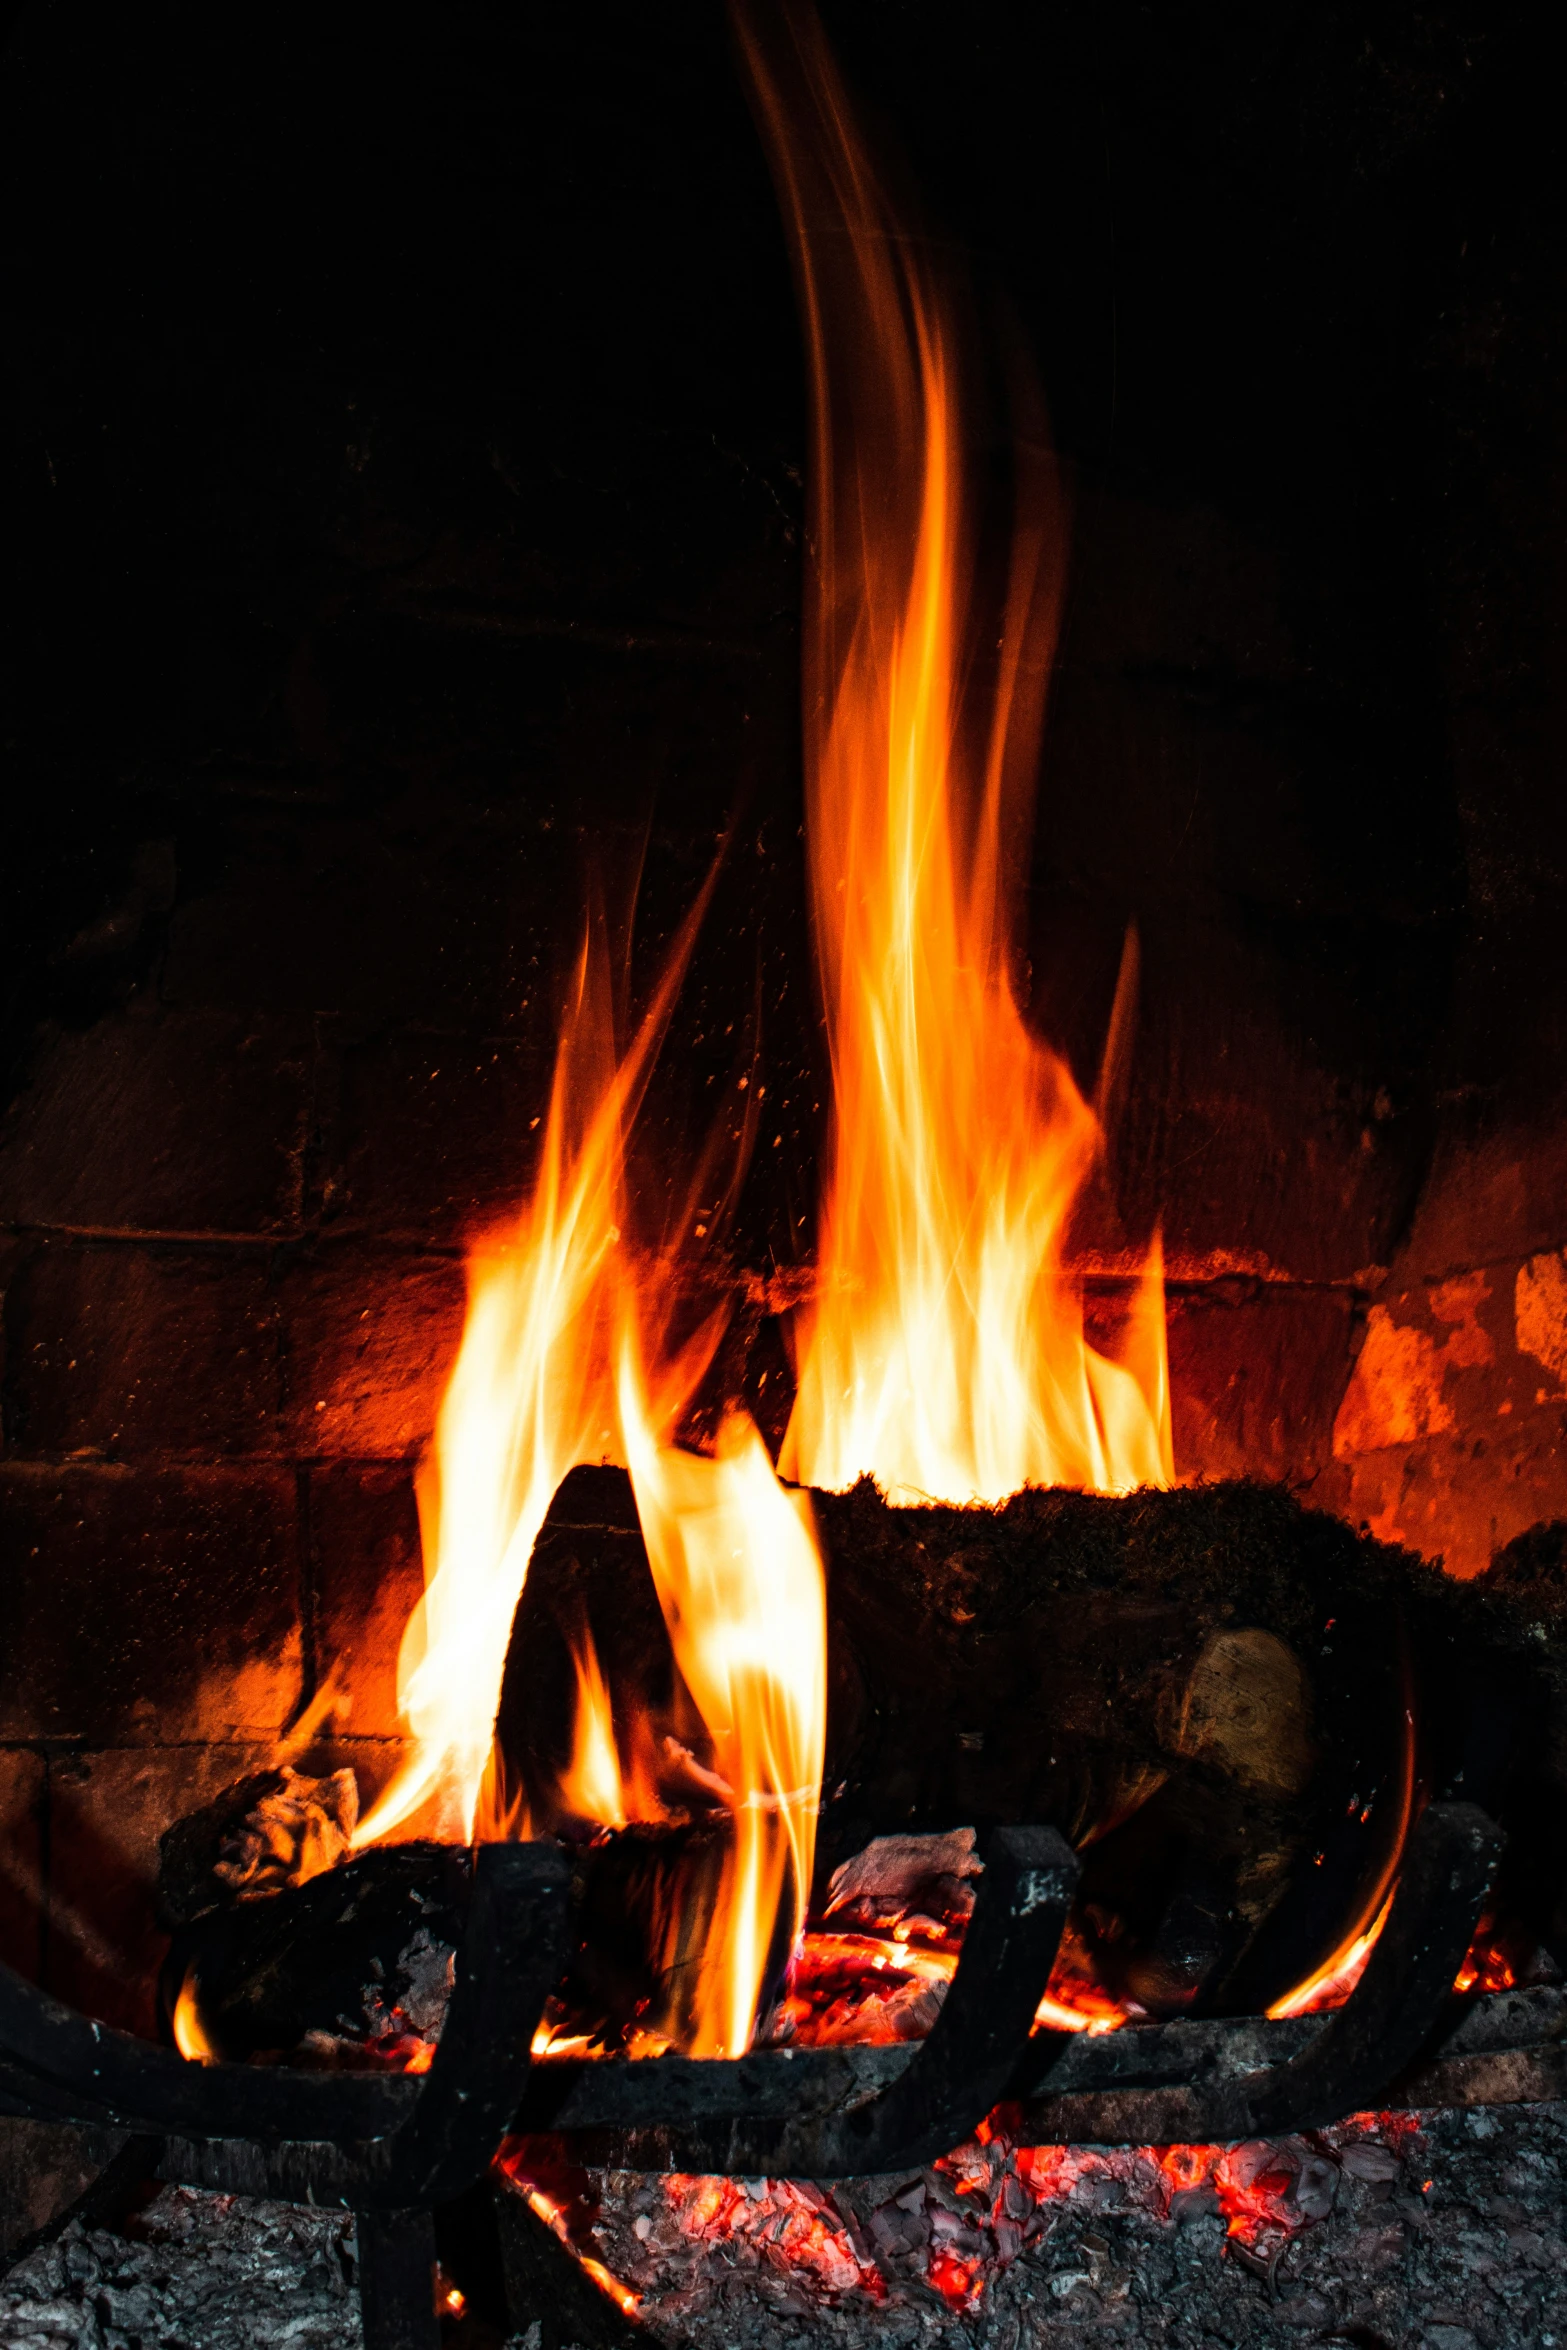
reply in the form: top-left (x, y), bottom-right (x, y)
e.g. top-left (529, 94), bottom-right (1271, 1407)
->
top-left (356, 882), bottom-right (828, 2060)
top-left (364, 1), bottom-right (1173, 2066)
top-left (558, 1626), bottom-right (629, 1832)
top-left (738, 2), bottom-right (1171, 1504)
top-left (622, 1350), bottom-right (826, 2056)
top-left (356, 891), bottom-right (715, 1847)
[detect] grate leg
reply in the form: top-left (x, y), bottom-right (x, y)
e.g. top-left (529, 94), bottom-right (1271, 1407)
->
top-left (357, 2205), bottom-right (440, 2350)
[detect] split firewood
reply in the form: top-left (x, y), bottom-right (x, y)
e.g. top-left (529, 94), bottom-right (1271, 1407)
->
top-left (825, 1828), bottom-right (983, 1927)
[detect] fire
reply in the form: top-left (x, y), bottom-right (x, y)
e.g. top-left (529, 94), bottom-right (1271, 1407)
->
top-left (352, 880), bottom-right (828, 2057)
top-left (1453, 1912), bottom-right (1521, 1996)
top-left (557, 1628), bottom-right (628, 1831)
top-left (1266, 1693), bottom-right (1417, 2020)
top-left (353, 881), bottom-right (717, 1848)
top-left (517, 2180), bottom-right (641, 2318)
top-left (622, 1361), bottom-right (827, 2056)
top-left (172, 1966), bottom-right (217, 2065)
top-left (736, 3), bottom-right (1172, 1507)
top-left (355, 0), bottom-right (1175, 2074)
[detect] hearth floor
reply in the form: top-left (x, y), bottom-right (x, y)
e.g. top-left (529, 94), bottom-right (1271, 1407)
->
top-left (4, 2104), bottom-right (1566, 2349)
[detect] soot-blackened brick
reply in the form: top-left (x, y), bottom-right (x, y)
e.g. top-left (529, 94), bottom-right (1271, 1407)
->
top-left (0, 1465), bottom-right (302, 1743)
top-left (5, 1243), bottom-right (281, 1459)
top-left (43, 1743), bottom-right (274, 2035)
top-left (0, 1006), bottom-right (309, 1234)
top-left (308, 1461), bottom-right (425, 1737)
top-left (1166, 1281), bottom-right (1358, 1487)
top-left (1110, 931), bottom-right (1422, 1287)
top-left (161, 802), bottom-right (571, 1036)
top-left (281, 1246), bottom-right (463, 1458)
top-left (1398, 1112), bottom-right (1567, 1281)
top-left (0, 1747), bottom-right (44, 1983)
top-left (325, 1032), bottom-right (550, 1240)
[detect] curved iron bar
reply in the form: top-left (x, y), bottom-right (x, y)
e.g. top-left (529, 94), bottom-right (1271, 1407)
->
top-left (1231, 1799), bottom-right (1502, 2135)
top-left (0, 1813), bottom-right (1506, 2231)
top-left (1014, 1799), bottom-right (1503, 2147)
top-left (508, 1806), bottom-right (1506, 2166)
top-left (0, 1843), bottom-right (569, 2180)
top-left (771, 1825), bottom-right (1078, 2174)
top-left (568, 1824), bottom-right (1079, 2179)
top-left (0, 1966), bottom-right (413, 2140)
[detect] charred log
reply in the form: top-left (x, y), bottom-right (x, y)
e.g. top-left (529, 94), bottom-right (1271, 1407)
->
top-left (495, 1467), bottom-right (1567, 2017)
top-left (157, 1845), bottom-right (470, 2066)
top-left (157, 1816), bottom-right (750, 2069)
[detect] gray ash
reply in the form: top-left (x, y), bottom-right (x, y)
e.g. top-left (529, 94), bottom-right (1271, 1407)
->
top-left (0, 2187), bottom-right (358, 2350)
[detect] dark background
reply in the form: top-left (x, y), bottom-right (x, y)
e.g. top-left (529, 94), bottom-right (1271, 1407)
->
top-left (3, 5), bottom-right (1564, 1267)
top-left (2, 3), bottom-right (1566, 2022)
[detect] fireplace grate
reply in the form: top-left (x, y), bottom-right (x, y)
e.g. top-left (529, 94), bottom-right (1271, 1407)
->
top-left (3, 1802), bottom-right (1557, 2348)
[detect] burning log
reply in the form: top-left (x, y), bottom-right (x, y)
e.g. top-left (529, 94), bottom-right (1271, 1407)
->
top-left (495, 1466), bottom-right (1567, 2020)
top-left (150, 1463), bottom-right (1567, 2091)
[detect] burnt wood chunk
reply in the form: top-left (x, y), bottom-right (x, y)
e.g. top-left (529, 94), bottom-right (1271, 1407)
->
top-left (159, 1844), bottom-right (469, 2064)
top-left (157, 1766), bottom-right (358, 1927)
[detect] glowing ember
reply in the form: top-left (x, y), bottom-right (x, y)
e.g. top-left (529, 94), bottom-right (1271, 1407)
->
top-left (773, 1917), bottom-right (1132, 2049)
top-left (1453, 1911), bottom-right (1522, 1996)
top-left (738, 3), bottom-right (1173, 1507)
top-left (503, 2111), bottom-right (1430, 2324)
top-left (663, 2173), bottom-right (884, 2303)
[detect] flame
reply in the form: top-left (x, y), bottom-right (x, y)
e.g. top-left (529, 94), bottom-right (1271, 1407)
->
top-left (557, 1627), bottom-right (628, 1830)
top-left (366, 0), bottom-right (1175, 2070)
top-left (736, 2), bottom-right (1171, 1507)
top-left (352, 872), bottom-right (827, 2057)
top-left (519, 2184), bottom-right (641, 2317)
top-left (1267, 1699), bottom-right (1417, 2020)
top-left (354, 881), bottom-right (715, 1848)
top-left (172, 1966), bottom-right (217, 2065)
top-left (621, 1349), bottom-right (827, 2057)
